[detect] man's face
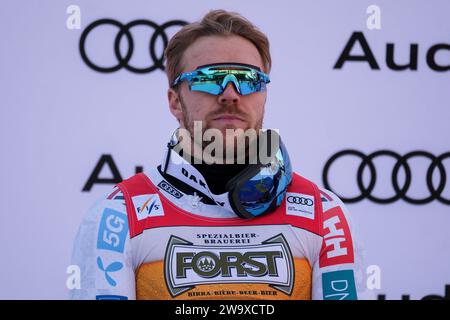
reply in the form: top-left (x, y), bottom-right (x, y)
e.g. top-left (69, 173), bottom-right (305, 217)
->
top-left (168, 35), bottom-right (267, 151)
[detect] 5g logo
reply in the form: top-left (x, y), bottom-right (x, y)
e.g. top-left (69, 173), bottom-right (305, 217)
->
top-left (97, 208), bottom-right (129, 253)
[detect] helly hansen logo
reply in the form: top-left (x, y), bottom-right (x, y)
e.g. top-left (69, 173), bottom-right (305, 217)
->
top-left (319, 207), bottom-right (354, 267)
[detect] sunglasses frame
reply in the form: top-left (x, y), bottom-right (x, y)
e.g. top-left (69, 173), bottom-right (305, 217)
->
top-left (171, 62), bottom-right (270, 95)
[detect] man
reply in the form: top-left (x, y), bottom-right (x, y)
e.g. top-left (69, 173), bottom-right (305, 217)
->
top-left (71, 9), bottom-right (369, 300)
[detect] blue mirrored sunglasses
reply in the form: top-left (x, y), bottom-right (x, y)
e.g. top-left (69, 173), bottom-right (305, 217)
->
top-left (171, 63), bottom-right (270, 95)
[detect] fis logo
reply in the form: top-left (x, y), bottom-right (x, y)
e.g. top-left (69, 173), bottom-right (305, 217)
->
top-left (164, 234), bottom-right (294, 297)
top-left (132, 194), bottom-right (164, 221)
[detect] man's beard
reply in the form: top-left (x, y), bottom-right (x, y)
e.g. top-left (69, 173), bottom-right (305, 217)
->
top-left (178, 93), bottom-right (264, 164)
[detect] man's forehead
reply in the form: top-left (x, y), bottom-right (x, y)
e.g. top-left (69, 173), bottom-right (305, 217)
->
top-left (181, 35), bottom-right (264, 72)
top-left (195, 62), bottom-right (261, 71)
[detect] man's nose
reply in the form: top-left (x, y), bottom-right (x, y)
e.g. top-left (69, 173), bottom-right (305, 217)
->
top-left (218, 82), bottom-right (241, 105)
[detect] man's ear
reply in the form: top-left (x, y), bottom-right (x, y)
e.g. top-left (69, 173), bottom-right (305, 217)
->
top-left (168, 88), bottom-right (183, 124)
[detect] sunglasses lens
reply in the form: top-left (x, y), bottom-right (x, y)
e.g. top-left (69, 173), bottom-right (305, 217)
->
top-left (239, 81), bottom-right (265, 95)
top-left (191, 82), bottom-right (222, 95)
top-left (187, 66), bottom-right (268, 95)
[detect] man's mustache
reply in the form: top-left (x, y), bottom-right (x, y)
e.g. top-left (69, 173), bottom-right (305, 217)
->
top-left (206, 107), bottom-right (249, 121)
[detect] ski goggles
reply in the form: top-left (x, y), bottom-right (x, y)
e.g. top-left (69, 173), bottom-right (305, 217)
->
top-left (171, 63), bottom-right (270, 95)
top-left (225, 130), bottom-right (293, 218)
top-left (163, 129), bottom-right (292, 219)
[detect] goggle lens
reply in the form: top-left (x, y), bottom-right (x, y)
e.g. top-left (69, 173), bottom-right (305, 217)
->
top-left (234, 142), bottom-right (292, 218)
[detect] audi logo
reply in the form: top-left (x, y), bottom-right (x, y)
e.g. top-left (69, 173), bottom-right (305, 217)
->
top-left (287, 196), bottom-right (314, 206)
top-left (322, 150), bottom-right (450, 205)
top-left (79, 19), bottom-right (188, 73)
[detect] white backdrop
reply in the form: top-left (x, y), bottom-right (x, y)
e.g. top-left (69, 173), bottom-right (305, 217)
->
top-left (1, 0), bottom-right (449, 299)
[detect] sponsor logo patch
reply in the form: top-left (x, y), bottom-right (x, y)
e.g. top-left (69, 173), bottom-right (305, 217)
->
top-left (164, 234), bottom-right (294, 297)
top-left (132, 194), bottom-right (164, 220)
top-left (322, 270), bottom-right (357, 300)
top-left (158, 180), bottom-right (183, 199)
top-left (319, 206), bottom-right (354, 267)
top-left (96, 295), bottom-right (128, 300)
top-left (96, 256), bottom-right (123, 287)
top-left (97, 208), bottom-right (128, 253)
top-left (286, 192), bottom-right (315, 219)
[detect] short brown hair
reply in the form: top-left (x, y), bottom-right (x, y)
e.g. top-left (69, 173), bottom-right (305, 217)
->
top-left (164, 9), bottom-right (271, 87)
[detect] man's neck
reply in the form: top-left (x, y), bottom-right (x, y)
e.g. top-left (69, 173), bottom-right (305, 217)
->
top-left (192, 161), bottom-right (248, 194)
top-left (174, 146), bottom-right (250, 195)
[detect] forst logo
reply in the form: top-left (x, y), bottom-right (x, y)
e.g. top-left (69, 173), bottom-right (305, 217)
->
top-left (195, 256), bottom-right (215, 272)
top-left (164, 234), bottom-right (294, 297)
top-left (176, 250), bottom-right (283, 278)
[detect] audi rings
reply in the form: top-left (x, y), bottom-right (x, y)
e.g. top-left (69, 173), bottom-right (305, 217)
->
top-left (287, 196), bottom-right (314, 206)
top-left (79, 19), bottom-right (188, 73)
top-left (322, 150), bottom-right (450, 205)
